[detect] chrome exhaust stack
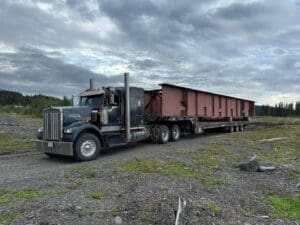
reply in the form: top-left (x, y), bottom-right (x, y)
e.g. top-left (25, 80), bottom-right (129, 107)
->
top-left (124, 72), bottom-right (131, 143)
top-left (89, 78), bottom-right (95, 90)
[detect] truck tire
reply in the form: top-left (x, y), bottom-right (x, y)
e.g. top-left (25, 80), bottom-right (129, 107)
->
top-left (74, 133), bottom-right (101, 161)
top-left (158, 125), bottom-right (170, 144)
top-left (170, 125), bottom-right (180, 142)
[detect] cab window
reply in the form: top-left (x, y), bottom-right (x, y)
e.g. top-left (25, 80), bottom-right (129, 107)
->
top-left (79, 95), bottom-right (103, 108)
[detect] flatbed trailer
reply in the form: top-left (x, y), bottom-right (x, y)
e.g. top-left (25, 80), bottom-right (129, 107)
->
top-left (37, 73), bottom-right (255, 161)
top-left (143, 82), bottom-right (254, 142)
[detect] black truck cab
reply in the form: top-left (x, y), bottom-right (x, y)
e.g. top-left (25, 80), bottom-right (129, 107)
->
top-left (36, 80), bottom-right (149, 161)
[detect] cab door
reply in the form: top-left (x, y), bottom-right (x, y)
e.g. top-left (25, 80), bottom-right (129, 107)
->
top-left (106, 92), bottom-right (121, 126)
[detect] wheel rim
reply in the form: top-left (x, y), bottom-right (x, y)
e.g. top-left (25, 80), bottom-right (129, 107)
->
top-left (80, 140), bottom-right (97, 157)
top-left (162, 130), bottom-right (169, 140)
top-left (173, 128), bottom-right (179, 139)
top-left (162, 131), bottom-right (167, 138)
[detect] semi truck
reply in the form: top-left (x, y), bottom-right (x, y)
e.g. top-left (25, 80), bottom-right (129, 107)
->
top-left (36, 73), bottom-right (255, 161)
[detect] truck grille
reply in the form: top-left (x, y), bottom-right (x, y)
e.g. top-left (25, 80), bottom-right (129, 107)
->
top-left (43, 108), bottom-right (62, 140)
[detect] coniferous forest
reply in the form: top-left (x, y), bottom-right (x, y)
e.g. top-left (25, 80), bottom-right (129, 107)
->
top-left (0, 90), bottom-right (71, 117)
top-left (255, 102), bottom-right (300, 117)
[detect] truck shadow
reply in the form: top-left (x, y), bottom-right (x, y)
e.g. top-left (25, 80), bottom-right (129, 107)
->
top-left (99, 129), bottom-right (227, 158)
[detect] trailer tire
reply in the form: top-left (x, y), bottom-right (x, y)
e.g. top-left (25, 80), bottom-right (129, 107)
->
top-left (74, 133), bottom-right (101, 161)
top-left (234, 126), bottom-right (239, 132)
top-left (158, 125), bottom-right (170, 144)
top-left (239, 125), bottom-right (244, 131)
top-left (170, 125), bottom-right (180, 142)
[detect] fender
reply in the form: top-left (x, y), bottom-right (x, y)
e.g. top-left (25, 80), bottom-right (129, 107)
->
top-left (64, 121), bottom-right (104, 146)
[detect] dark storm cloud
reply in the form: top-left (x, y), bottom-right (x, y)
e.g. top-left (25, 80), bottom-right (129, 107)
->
top-left (0, 47), bottom-right (123, 96)
top-left (0, 0), bottom-right (101, 48)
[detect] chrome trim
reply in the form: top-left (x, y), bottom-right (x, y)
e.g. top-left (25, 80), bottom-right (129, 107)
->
top-left (100, 126), bottom-right (146, 132)
top-left (42, 108), bottom-right (62, 141)
top-left (36, 140), bottom-right (73, 156)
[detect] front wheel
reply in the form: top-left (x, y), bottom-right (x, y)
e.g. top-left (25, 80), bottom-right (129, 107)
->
top-left (74, 133), bottom-right (101, 161)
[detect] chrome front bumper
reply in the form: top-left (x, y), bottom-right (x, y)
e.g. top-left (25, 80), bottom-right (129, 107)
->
top-left (36, 140), bottom-right (73, 156)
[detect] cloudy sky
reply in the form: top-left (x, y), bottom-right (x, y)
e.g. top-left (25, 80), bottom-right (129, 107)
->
top-left (0, 0), bottom-right (300, 105)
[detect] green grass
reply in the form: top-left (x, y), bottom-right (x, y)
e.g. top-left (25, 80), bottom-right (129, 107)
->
top-left (254, 116), bottom-right (300, 126)
top-left (265, 194), bottom-right (300, 220)
top-left (0, 134), bottom-right (35, 154)
top-left (117, 159), bottom-right (226, 186)
top-left (65, 163), bottom-right (97, 179)
top-left (289, 170), bottom-right (300, 180)
top-left (0, 213), bottom-right (19, 225)
top-left (88, 191), bottom-right (105, 200)
top-left (0, 188), bottom-right (46, 205)
top-left (64, 163), bottom-right (98, 187)
top-left (206, 200), bottom-right (221, 216)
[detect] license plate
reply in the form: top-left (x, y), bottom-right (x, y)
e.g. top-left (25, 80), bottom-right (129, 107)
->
top-left (48, 142), bottom-right (54, 148)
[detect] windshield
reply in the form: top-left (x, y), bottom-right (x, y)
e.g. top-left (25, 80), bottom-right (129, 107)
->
top-left (78, 95), bottom-right (103, 108)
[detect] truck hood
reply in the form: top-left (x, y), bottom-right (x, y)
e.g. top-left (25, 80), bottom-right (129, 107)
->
top-left (57, 106), bottom-right (91, 126)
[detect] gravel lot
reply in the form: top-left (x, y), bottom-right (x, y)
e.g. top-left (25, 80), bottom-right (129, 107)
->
top-left (0, 114), bottom-right (299, 225)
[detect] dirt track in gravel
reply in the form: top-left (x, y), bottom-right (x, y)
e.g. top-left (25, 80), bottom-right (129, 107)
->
top-left (0, 114), bottom-right (299, 225)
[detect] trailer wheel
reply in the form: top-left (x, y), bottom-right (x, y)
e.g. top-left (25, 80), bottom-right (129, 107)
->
top-left (234, 126), bottom-right (239, 132)
top-left (239, 125), bottom-right (244, 131)
top-left (229, 126), bottom-right (234, 133)
top-left (74, 133), bottom-right (101, 161)
top-left (170, 125), bottom-right (180, 142)
top-left (158, 125), bottom-right (170, 144)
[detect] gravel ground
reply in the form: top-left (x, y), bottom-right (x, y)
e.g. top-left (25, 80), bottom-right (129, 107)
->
top-left (0, 115), bottom-right (299, 225)
top-left (0, 113), bottom-right (41, 138)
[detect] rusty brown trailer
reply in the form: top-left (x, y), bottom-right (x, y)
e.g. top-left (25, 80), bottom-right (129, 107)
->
top-left (144, 83), bottom-right (255, 121)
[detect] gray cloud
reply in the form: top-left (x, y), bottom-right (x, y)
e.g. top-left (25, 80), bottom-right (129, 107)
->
top-left (0, 0), bottom-right (299, 105)
top-left (0, 47), bottom-right (123, 96)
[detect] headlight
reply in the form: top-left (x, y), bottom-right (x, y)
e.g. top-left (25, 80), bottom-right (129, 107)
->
top-left (38, 127), bottom-right (43, 133)
top-left (64, 128), bottom-right (73, 134)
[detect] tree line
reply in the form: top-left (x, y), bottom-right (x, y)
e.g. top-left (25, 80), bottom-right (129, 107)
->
top-left (0, 90), bottom-right (71, 117)
top-left (255, 102), bottom-right (300, 117)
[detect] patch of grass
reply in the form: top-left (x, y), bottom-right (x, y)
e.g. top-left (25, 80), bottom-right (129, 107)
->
top-left (265, 194), bottom-right (300, 220)
top-left (64, 164), bottom-right (98, 188)
top-left (0, 134), bottom-right (35, 154)
top-left (117, 159), bottom-right (225, 186)
top-left (206, 200), bottom-right (221, 216)
top-left (159, 185), bottom-right (168, 191)
top-left (0, 213), bottom-right (18, 225)
top-left (255, 116), bottom-right (300, 126)
top-left (64, 163), bottom-right (97, 186)
top-left (88, 191), bottom-right (104, 200)
top-left (0, 188), bottom-right (46, 205)
top-left (201, 177), bottom-right (226, 186)
top-left (289, 170), bottom-right (300, 180)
